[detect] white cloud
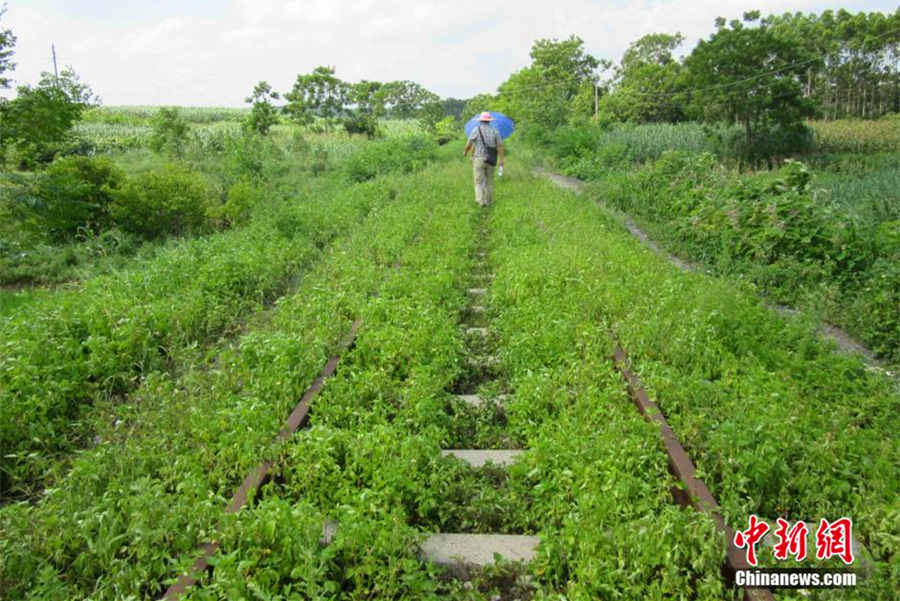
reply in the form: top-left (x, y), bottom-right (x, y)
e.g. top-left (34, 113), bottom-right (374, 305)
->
top-left (2, 0), bottom-right (885, 106)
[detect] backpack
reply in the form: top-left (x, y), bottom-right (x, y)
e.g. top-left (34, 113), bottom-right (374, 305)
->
top-left (477, 125), bottom-right (498, 166)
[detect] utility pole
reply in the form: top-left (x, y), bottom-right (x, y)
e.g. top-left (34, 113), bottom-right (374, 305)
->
top-left (51, 43), bottom-right (59, 87)
top-left (593, 83), bottom-right (598, 123)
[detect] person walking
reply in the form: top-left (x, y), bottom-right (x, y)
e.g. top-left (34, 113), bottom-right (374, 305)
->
top-left (463, 112), bottom-right (504, 207)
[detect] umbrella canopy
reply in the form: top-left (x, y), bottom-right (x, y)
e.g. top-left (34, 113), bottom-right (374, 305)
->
top-left (464, 112), bottom-right (515, 140)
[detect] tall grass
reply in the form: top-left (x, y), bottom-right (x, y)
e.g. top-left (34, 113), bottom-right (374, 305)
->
top-left (544, 122), bottom-right (736, 179)
top-left (82, 106), bottom-right (249, 125)
top-left (598, 122), bottom-right (719, 161)
top-left (812, 152), bottom-right (900, 223)
top-left (810, 115), bottom-right (900, 153)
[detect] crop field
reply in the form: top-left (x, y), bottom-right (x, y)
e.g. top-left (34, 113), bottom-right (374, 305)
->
top-left (1, 130), bottom-right (897, 601)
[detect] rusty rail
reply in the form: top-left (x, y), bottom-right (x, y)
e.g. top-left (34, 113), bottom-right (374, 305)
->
top-left (612, 347), bottom-right (774, 601)
top-left (162, 320), bottom-right (362, 600)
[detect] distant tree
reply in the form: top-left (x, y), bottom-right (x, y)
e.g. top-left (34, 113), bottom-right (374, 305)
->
top-left (0, 4), bottom-right (15, 94)
top-left (344, 80), bottom-right (383, 137)
top-left (38, 66), bottom-right (100, 106)
top-left (762, 8), bottom-right (900, 119)
top-left (601, 33), bottom-right (687, 123)
top-left (351, 80), bottom-right (385, 116)
top-left (462, 93), bottom-right (500, 121)
top-left (284, 66), bottom-right (349, 129)
top-left (441, 97), bottom-right (466, 120)
top-left (245, 80), bottom-right (280, 135)
top-left (685, 12), bottom-right (817, 147)
top-left (376, 80), bottom-right (442, 127)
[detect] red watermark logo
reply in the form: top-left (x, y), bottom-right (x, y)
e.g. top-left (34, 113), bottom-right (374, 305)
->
top-left (733, 515), bottom-right (854, 567)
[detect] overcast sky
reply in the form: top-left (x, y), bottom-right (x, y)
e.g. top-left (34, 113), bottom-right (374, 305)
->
top-left (4, 1), bottom-right (897, 106)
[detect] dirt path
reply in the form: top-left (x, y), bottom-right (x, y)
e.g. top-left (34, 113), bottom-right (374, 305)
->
top-left (536, 167), bottom-right (894, 375)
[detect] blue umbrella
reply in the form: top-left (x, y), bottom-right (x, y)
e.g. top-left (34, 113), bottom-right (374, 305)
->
top-left (464, 112), bottom-right (515, 140)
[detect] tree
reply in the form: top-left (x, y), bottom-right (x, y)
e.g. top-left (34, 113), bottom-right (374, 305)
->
top-left (38, 66), bottom-right (100, 106)
top-left (496, 36), bottom-right (601, 129)
top-left (601, 33), bottom-right (687, 123)
top-left (762, 9), bottom-right (900, 119)
top-left (284, 66), bottom-right (349, 128)
top-left (441, 97), bottom-right (466, 120)
top-left (1, 64), bottom-right (98, 167)
top-left (344, 80), bottom-right (383, 138)
top-left (463, 93), bottom-right (500, 121)
top-left (530, 35), bottom-right (599, 84)
top-left (376, 80), bottom-right (442, 126)
top-left (0, 4), bottom-right (15, 93)
top-left (350, 80), bottom-right (385, 116)
top-left (684, 13), bottom-right (817, 147)
top-left (245, 80), bottom-right (280, 136)
top-left (0, 85), bottom-right (84, 166)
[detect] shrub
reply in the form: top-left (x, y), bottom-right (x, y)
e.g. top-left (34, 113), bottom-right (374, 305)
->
top-left (710, 122), bottom-right (814, 167)
top-left (224, 130), bottom-right (283, 182)
top-left (111, 163), bottom-right (212, 239)
top-left (208, 179), bottom-right (263, 227)
top-left (850, 257), bottom-right (900, 361)
top-left (149, 107), bottom-right (190, 155)
top-left (0, 85), bottom-right (85, 169)
top-left (343, 113), bottom-right (381, 139)
top-left (343, 135), bottom-right (438, 182)
top-left (433, 116), bottom-right (459, 145)
top-left (12, 156), bottom-right (124, 242)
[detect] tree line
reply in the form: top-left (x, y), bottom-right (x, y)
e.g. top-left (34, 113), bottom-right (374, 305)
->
top-left (246, 67), bottom-right (458, 138)
top-left (481, 8), bottom-right (898, 153)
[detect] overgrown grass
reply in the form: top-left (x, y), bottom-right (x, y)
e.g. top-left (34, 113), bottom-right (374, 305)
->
top-left (810, 152), bottom-right (900, 224)
top-left (595, 152), bottom-right (900, 362)
top-left (0, 169), bottom-right (383, 498)
top-left (0, 159), bottom-right (467, 600)
top-left (810, 115), bottom-right (900, 153)
top-left (343, 134), bottom-right (439, 182)
top-left (497, 175), bottom-right (899, 599)
top-left (82, 105), bottom-right (249, 126)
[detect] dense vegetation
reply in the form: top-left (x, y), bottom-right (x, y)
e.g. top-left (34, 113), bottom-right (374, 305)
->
top-left (0, 5), bottom-right (897, 601)
top-left (2, 159), bottom-right (896, 600)
top-left (484, 8), bottom-right (899, 363)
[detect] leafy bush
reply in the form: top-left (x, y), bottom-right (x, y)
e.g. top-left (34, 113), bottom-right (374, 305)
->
top-left (433, 116), bottom-right (460, 145)
top-left (7, 156), bottom-right (124, 242)
top-left (111, 163), bottom-right (212, 239)
top-left (0, 86), bottom-right (85, 168)
top-left (600, 151), bottom-right (900, 360)
top-left (343, 134), bottom-right (438, 182)
top-left (710, 122), bottom-right (814, 167)
top-left (208, 178), bottom-right (263, 227)
top-left (342, 113), bottom-right (381, 138)
top-left (149, 107), bottom-right (189, 155)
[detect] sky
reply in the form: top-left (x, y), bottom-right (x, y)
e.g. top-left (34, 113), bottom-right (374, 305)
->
top-left (3, 1), bottom-right (898, 107)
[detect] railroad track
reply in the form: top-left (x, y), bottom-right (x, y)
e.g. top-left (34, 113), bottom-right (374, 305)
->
top-left (162, 206), bottom-right (774, 600)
